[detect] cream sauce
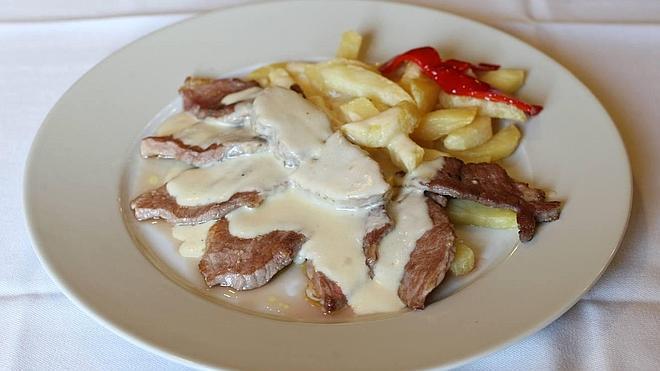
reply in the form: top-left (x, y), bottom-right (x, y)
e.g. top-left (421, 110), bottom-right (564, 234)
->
top-left (350, 190), bottom-right (432, 314)
top-left (173, 122), bottom-right (260, 150)
top-left (253, 87), bottom-right (333, 166)
top-left (220, 86), bottom-right (263, 106)
top-left (226, 188), bottom-right (371, 298)
top-left (155, 112), bottom-right (198, 136)
top-left (290, 132), bottom-right (389, 209)
top-left (403, 156), bottom-right (446, 188)
top-left (166, 152), bottom-right (290, 206)
top-left (172, 221), bottom-right (215, 258)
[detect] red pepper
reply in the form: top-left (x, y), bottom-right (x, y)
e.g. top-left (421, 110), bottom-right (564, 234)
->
top-left (379, 47), bottom-right (542, 116)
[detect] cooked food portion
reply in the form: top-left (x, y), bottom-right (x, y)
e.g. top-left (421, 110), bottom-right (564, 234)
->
top-left (199, 219), bottom-right (306, 290)
top-left (179, 77), bottom-right (259, 118)
top-left (362, 206), bottom-right (393, 277)
top-left (305, 262), bottom-right (348, 313)
top-left (398, 197), bottom-right (455, 309)
top-left (130, 31), bottom-right (563, 318)
top-left (410, 156), bottom-right (561, 241)
top-left (140, 125), bottom-right (266, 167)
top-left (131, 185), bottom-right (262, 225)
top-left (131, 152), bottom-right (290, 224)
top-left (291, 132), bottom-right (390, 209)
top-left (253, 86), bottom-right (333, 166)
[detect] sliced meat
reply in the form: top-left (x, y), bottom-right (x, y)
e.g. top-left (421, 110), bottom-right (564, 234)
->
top-left (130, 185), bottom-right (262, 225)
top-left (362, 206), bottom-right (393, 277)
top-left (200, 219), bottom-right (306, 290)
top-left (140, 134), bottom-right (266, 167)
top-left (305, 262), bottom-right (348, 313)
top-left (305, 206), bottom-right (392, 313)
top-left (179, 77), bottom-right (258, 118)
top-left (419, 157), bottom-right (561, 242)
top-left (398, 197), bottom-right (456, 310)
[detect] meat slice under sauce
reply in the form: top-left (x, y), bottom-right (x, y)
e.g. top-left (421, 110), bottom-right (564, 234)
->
top-left (305, 206), bottom-right (392, 313)
top-left (140, 128), bottom-right (267, 167)
top-left (398, 197), bottom-right (456, 310)
top-left (199, 219), bottom-right (307, 290)
top-left (179, 77), bottom-right (259, 118)
top-left (130, 185), bottom-right (262, 225)
top-left (415, 157), bottom-right (561, 242)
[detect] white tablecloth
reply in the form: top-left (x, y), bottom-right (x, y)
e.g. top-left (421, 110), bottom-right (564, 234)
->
top-left (2, 1), bottom-right (659, 369)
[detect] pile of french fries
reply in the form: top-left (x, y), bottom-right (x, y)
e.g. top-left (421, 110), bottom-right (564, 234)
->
top-left (247, 31), bottom-right (534, 276)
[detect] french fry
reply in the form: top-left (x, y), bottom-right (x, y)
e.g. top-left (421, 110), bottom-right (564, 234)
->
top-left (246, 62), bottom-right (287, 87)
top-left (386, 134), bottom-right (424, 172)
top-left (449, 124), bottom-right (521, 163)
top-left (450, 240), bottom-right (475, 276)
top-left (438, 90), bottom-right (527, 122)
top-left (443, 116), bottom-right (493, 151)
top-left (366, 148), bottom-right (404, 185)
top-left (477, 69), bottom-right (526, 94)
top-left (339, 97), bottom-right (380, 122)
top-left (285, 62), bottom-right (321, 97)
top-left (412, 107), bottom-right (478, 141)
top-left (316, 63), bottom-right (413, 106)
top-left (341, 101), bottom-right (419, 147)
top-left (336, 31), bottom-right (363, 60)
top-left (268, 68), bottom-right (295, 89)
top-left (422, 148), bottom-right (450, 161)
top-left (447, 199), bottom-right (517, 229)
top-left (398, 63), bottom-right (440, 114)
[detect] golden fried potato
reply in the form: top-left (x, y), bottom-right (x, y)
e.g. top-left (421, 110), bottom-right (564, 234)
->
top-left (386, 134), bottom-right (424, 172)
top-left (477, 69), bottom-right (526, 94)
top-left (438, 90), bottom-right (527, 122)
top-left (340, 97), bottom-right (380, 122)
top-left (336, 31), bottom-right (363, 60)
top-left (341, 101), bottom-right (419, 147)
top-left (443, 116), bottom-right (493, 151)
top-left (449, 124), bottom-right (521, 163)
top-left (412, 107), bottom-right (478, 141)
top-left (422, 148), bottom-right (450, 161)
top-left (366, 148), bottom-right (404, 186)
top-left (285, 62), bottom-right (321, 97)
top-left (398, 63), bottom-right (440, 115)
top-left (450, 240), bottom-right (475, 276)
top-left (268, 68), bottom-right (295, 89)
top-left (316, 63), bottom-right (413, 106)
top-left (447, 199), bottom-right (517, 229)
top-left (246, 62), bottom-right (287, 87)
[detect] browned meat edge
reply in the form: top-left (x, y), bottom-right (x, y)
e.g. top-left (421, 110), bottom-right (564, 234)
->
top-left (179, 77), bottom-right (258, 118)
top-left (199, 219), bottom-right (307, 290)
top-left (130, 185), bottom-right (262, 225)
top-left (398, 197), bottom-right (456, 310)
top-left (362, 207), bottom-right (393, 278)
top-left (423, 157), bottom-right (561, 242)
top-left (305, 262), bottom-right (348, 314)
top-left (140, 134), bottom-right (266, 167)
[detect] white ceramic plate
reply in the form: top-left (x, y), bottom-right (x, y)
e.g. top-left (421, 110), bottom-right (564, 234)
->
top-left (24, 1), bottom-right (631, 369)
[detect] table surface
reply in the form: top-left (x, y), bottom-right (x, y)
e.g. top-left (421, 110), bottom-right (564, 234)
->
top-left (2, 0), bottom-right (659, 369)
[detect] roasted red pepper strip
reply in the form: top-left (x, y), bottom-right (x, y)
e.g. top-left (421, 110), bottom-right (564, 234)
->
top-left (379, 47), bottom-right (542, 116)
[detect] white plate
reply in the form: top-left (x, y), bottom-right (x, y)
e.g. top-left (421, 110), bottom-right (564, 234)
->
top-left (24, 1), bottom-right (631, 369)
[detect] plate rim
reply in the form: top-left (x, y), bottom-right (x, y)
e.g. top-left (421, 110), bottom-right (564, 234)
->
top-left (23, 1), bottom-right (633, 369)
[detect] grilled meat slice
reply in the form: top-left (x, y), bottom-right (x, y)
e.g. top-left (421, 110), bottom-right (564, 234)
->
top-left (305, 262), bottom-right (348, 313)
top-left (130, 185), bottom-right (262, 225)
top-left (199, 219), bottom-right (306, 290)
top-left (179, 77), bottom-right (258, 118)
top-left (140, 133), bottom-right (266, 167)
top-left (421, 157), bottom-right (561, 241)
top-left (362, 206), bottom-right (393, 277)
top-left (398, 197), bottom-right (456, 310)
